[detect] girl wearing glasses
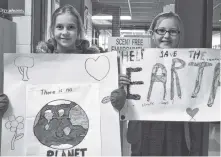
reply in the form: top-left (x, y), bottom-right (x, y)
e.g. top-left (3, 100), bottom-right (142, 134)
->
top-left (111, 12), bottom-right (195, 156)
top-left (150, 12), bottom-right (183, 49)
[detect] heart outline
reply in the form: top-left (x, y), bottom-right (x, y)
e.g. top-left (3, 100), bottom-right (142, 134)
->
top-left (85, 55), bottom-right (110, 81)
top-left (186, 107), bottom-right (199, 118)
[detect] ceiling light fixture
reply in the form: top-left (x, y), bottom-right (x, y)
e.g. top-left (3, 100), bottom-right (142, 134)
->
top-left (92, 15), bottom-right (131, 20)
top-left (120, 30), bottom-right (145, 33)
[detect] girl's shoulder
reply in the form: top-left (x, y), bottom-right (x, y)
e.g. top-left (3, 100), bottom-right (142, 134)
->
top-left (77, 39), bottom-right (100, 54)
top-left (84, 46), bottom-right (100, 54)
top-left (35, 39), bottom-right (55, 53)
top-left (35, 39), bottom-right (100, 54)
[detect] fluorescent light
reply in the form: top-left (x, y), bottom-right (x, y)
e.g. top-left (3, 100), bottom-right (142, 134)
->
top-left (92, 16), bottom-right (131, 20)
top-left (120, 30), bottom-right (145, 33)
top-left (120, 16), bottom-right (131, 20)
top-left (92, 16), bottom-right (112, 20)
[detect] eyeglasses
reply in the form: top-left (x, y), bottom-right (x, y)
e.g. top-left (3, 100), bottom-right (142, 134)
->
top-left (154, 28), bottom-right (180, 36)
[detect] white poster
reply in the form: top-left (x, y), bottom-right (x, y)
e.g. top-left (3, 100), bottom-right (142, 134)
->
top-left (2, 52), bottom-right (121, 156)
top-left (120, 48), bottom-right (220, 122)
top-left (25, 84), bottom-right (101, 156)
top-left (25, 83), bottom-right (100, 156)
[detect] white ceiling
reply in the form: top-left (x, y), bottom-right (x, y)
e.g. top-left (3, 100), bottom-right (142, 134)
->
top-left (92, 0), bottom-right (221, 29)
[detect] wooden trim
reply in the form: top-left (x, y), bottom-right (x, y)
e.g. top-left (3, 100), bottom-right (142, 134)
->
top-left (31, 0), bottom-right (51, 52)
top-left (80, 0), bottom-right (85, 23)
top-left (31, 0), bottom-right (41, 53)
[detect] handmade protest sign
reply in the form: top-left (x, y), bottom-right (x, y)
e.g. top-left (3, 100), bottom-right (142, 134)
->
top-left (2, 52), bottom-right (120, 156)
top-left (108, 37), bottom-right (151, 52)
top-left (120, 48), bottom-right (220, 122)
top-left (25, 84), bottom-right (100, 156)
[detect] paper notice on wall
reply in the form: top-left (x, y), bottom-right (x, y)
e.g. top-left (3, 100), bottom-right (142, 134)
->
top-left (108, 37), bottom-right (151, 53)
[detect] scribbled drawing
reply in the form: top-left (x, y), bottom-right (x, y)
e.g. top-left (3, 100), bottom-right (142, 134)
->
top-left (188, 62), bottom-right (212, 98)
top-left (208, 63), bottom-right (220, 107)
top-left (14, 56), bottom-right (34, 81)
top-left (171, 58), bottom-right (186, 100)
top-left (186, 107), bottom-right (199, 121)
top-left (5, 115), bottom-right (24, 150)
top-left (85, 55), bottom-right (110, 81)
top-left (147, 63), bottom-right (167, 101)
top-left (33, 99), bottom-right (89, 150)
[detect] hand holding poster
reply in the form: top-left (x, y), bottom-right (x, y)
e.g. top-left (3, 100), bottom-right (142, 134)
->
top-left (120, 48), bottom-right (220, 122)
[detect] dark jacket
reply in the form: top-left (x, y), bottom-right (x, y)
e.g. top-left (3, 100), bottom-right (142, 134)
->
top-left (127, 121), bottom-right (192, 155)
top-left (127, 120), bottom-right (209, 156)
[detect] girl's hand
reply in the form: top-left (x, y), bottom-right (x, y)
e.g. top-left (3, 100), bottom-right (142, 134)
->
top-left (119, 74), bottom-right (130, 86)
top-left (110, 87), bottom-right (126, 111)
top-left (0, 93), bottom-right (9, 113)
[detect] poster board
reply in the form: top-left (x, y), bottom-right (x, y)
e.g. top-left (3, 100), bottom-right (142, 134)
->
top-left (24, 83), bottom-right (101, 156)
top-left (120, 48), bottom-right (220, 122)
top-left (2, 52), bottom-right (121, 156)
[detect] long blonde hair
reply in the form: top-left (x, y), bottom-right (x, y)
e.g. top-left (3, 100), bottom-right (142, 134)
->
top-left (149, 12), bottom-right (184, 48)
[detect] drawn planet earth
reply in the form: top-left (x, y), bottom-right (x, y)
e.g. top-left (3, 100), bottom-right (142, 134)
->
top-left (33, 99), bottom-right (89, 149)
